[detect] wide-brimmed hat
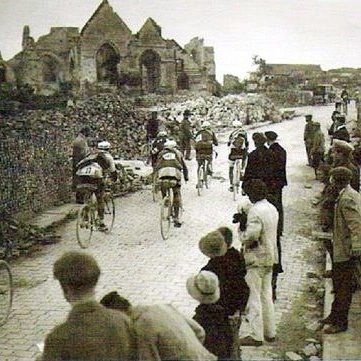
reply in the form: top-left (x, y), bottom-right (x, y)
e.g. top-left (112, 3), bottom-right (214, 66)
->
top-left (330, 166), bottom-right (353, 183)
top-left (199, 230), bottom-right (227, 258)
top-left (186, 271), bottom-right (220, 304)
top-left (265, 131), bottom-right (278, 141)
top-left (332, 139), bottom-right (354, 155)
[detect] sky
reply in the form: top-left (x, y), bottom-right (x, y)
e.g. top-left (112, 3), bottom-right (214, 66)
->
top-left (1, 0), bottom-right (361, 83)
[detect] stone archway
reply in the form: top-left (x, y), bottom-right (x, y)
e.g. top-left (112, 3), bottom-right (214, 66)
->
top-left (177, 72), bottom-right (189, 90)
top-left (96, 43), bottom-right (120, 84)
top-left (139, 49), bottom-right (161, 93)
top-left (42, 55), bottom-right (59, 83)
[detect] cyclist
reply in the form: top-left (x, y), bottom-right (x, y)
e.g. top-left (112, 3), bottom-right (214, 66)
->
top-left (154, 139), bottom-right (188, 228)
top-left (150, 130), bottom-right (168, 168)
top-left (194, 121), bottom-right (218, 176)
top-left (75, 141), bottom-right (118, 231)
top-left (228, 120), bottom-right (248, 192)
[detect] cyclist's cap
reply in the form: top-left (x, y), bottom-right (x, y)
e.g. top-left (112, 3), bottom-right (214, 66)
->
top-left (332, 139), bottom-right (354, 155)
top-left (53, 251), bottom-right (100, 289)
top-left (198, 230), bottom-right (227, 258)
top-left (232, 120), bottom-right (242, 127)
top-left (97, 141), bottom-right (111, 150)
top-left (202, 121), bottom-right (211, 128)
top-left (264, 131), bottom-right (278, 141)
top-left (158, 130), bottom-right (167, 136)
top-left (164, 140), bottom-right (177, 149)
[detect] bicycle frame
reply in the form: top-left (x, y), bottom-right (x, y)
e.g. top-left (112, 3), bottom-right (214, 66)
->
top-left (197, 158), bottom-right (209, 195)
top-left (232, 158), bottom-right (242, 201)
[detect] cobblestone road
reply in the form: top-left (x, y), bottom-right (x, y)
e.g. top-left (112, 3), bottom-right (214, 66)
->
top-left (0, 104), bottom-right (348, 360)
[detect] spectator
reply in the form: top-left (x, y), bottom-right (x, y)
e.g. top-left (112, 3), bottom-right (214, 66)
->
top-left (239, 179), bottom-right (279, 347)
top-left (304, 114), bottom-right (315, 166)
top-left (179, 109), bottom-right (193, 160)
top-left (187, 270), bottom-right (232, 360)
top-left (200, 227), bottom-right (250, 316)
top-left (146, 111), bottom-right (159, 142)
top-left (332, 114), bottom-right (350, 143)
top-left (320, 167), bottom-right (361, 334)
top-left (41, 251), bottom-right (136, 361)
top-left (100, 291), bottom-right (217, 361)
top-left (72, 126), bottom-right (91, 203)
top-left (310, 122), bottom-right (325, 178)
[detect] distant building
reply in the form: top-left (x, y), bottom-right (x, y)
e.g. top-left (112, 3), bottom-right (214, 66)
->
top-left (1, 0), bottom-right (216, 95)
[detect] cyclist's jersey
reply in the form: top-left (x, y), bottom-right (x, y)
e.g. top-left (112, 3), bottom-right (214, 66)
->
top-left (151, 136), bottom-right (168, 155)
top-left (155, 148), bottom-right (184, 181)
top-left (76, 151), bottom-right (116, 179)
top-left (194, 128), bottom-right (217, 155)
top-left (228, 129), bottom-right (248, 150)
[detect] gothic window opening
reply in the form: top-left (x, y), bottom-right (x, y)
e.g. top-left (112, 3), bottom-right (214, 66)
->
top-left (42, 55), bottom-right (59, 83)
top-left (69, 58), bottom-right (75, 78)
top-left (0, 66), bottom-right (5, 84)
top-left (96, 43), bottom-right (120, 84)
top-left (140, 49), bottom-right (161, 93)
top-left (177, 72), bottom-right (189, 90)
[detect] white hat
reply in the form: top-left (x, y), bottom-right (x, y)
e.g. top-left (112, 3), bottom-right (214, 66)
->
top-left (186, 271), bottom-right (220, 304)
top-left (237, 195), bottom-right (252, 214)
top-left (202, 121), bottom-right (211, 128)
top-left (232, 120), bottom-right (242, 127)
top-left (97, 141), bottom-right (111, 150)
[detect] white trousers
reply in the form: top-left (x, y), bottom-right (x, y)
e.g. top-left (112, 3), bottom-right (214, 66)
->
top-left (245, 266), bottom-right (276, 341)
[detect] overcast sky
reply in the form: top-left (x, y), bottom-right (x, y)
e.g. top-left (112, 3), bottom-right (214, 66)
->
top-left (1, 0), bottom-right (360, 82)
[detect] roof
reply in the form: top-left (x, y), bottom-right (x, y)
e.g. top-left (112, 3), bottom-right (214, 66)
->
top-left (267, 64), bottom-right (322, 75)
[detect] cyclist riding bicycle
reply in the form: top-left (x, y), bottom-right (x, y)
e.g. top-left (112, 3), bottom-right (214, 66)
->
top-left (194, 121), bottom-right (218, 176)
top-left (154, 139), bottom-right (188, 228)
top-left (150, 130), bottom-right (168, 168)
top-left (75, 141), bottom-right (118, 231)
top-left (228, 120), bottom-right (248, 192)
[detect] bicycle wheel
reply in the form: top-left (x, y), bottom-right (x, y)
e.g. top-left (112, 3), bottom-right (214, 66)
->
top-left (103, 193), bottom-right (115, 233)
top-left (204, 161), bottom-right (209, 189)
top-left (76, 204), bottom-right (94, 249)
top-left (152, 173), bottom-right (159, 202)
top-left (0, 260), bottom-right (13, 326)
top-left (197, 165), bottom-right (204, 196)
top-left (160, 194), bottom-right (171, 240)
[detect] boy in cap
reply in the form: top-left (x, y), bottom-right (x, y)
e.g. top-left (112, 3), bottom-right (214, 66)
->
top-left (100, 291), bottom-right (216, 361)
top-left (320, 167), bottom-right (361, 334)
top-left (310, 122), bottom-right (325, 177)
top-left (179, 109), bottom-right (193, 160)
top-left (41, 251), bottom-right (136, 361)
top-left (304, 114), bottom-right (315, 166)
top-left (187, 270), bottom-right (233, 360)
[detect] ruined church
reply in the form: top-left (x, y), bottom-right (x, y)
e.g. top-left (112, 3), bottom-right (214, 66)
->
top-left (0, 0), bottom-right (216, 96)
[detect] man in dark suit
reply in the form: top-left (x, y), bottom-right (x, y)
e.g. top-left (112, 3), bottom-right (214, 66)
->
top-left (41, 251), bottom-right (136, 361)
top-left (265, 131), bottom-right (287, 300)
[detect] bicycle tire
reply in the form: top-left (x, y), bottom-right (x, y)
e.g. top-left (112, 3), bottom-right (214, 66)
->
top-left (76, 205), bottom-right (93, 249)
top-left (160, 194), bottom-right (171, 240)
top-left (103, 194), bottom-right (115, 233)
top-left (197, 164), bottom-right (204, 196)
top-left (204, 161), bottom-right (209, 189)
top-left (0, 260), bottom-right (13, 326)
top-left (233, 160), bottom-right (240, 201)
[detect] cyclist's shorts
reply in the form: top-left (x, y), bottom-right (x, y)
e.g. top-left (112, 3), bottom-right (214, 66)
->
top-left (159, 176), bottom-right (179, 189)
top-left (229, 149), bottom-right (246, 161)
top-left (76, 176), bottom-right (103, 192)
top-left (196, 152), bottom-right (212, 161)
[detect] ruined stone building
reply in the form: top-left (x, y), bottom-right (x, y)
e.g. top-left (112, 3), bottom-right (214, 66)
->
top-left (0, 0), bottom-right (216, 96)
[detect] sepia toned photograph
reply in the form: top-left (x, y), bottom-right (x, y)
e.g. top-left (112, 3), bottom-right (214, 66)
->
top-left (1, 1), bottom-right (361, 360)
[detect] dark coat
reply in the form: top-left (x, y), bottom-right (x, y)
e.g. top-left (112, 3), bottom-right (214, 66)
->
top-left (193, 304), bottom-right (232, 360)
top-left (201, 247), bottom-right (249, 315)
top-left (242, 145), bottom-right (270, 186)
top-left (267, 142), bottom-right (288, 190)
top-left (333, 126), bottom-right (350, 143)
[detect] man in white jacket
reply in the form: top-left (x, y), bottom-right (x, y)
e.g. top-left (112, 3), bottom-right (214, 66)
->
top-left (239, 179), bottom-right (279, 347)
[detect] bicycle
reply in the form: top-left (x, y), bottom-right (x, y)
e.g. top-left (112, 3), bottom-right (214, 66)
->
top-left (159, 179), bottom-right (182, 240)
top-left (140, 141), bottom-right (153, 165)
top-left (196, 157), bottom-right (210, 196)
top-left (0, 260), bottom-right (13, 326)
top-left (76, 182), bottom-right (115, 249)
top-left (232, 158), bottom-right (242, 201)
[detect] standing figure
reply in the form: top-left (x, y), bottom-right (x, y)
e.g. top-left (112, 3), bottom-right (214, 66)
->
top-left (320, 167), bottom-right (361, 334)
top-left (179, 109), bottom-right (193, 160)
top-left (239, 179), bottom-right (279, 347)
top-left (310, 122), bottom-right (325, 178)
top-left (304, 114), bottom-right (315, 166)
top-left (228, 120), bottom-right (248, 192)
top-left (146, 111), bottom-right (159, 142)
top-left (332, 114), bottom-right (350, 143)
top-left (72, 126), bottom-right (91, 203)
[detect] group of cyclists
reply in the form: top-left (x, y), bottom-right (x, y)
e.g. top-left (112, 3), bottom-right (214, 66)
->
top-left (73, 109), bottom-right (249, 230)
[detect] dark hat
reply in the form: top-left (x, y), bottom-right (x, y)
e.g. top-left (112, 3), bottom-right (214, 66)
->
top-left (264, 131), bottom-right (278, 141)
top-left (252, 132), bottom-right (267, 145)
top-left (199, 230), bottom-right (227, 258)
top-left (305, 114), bottom-right (312, 120)
top-left (53, 251), bottom-right (100, 289)
top-left (329, 166), bottom-right (353, 183)
top-left (183, 109), bottom-right (193, 116)
top-left (217, 226), bottom-right (233, 247)
top-left (100, 291), bottom-right (131, 312)
top-left (332, 139), bottom-right (354, 155)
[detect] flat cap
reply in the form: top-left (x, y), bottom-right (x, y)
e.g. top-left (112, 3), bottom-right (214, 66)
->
top-left (332, 139), bottom-right (354, 155)
top-left (199, 230), bottom-right (227, 258)
top-left (252, 132), bottom-right (267, 144)
top-left (330, 166), bottom-right (353, 182)
top-left (305, 114), bottom-right (312, 119)
top-left (264, 131), bottom-right (278, 141)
